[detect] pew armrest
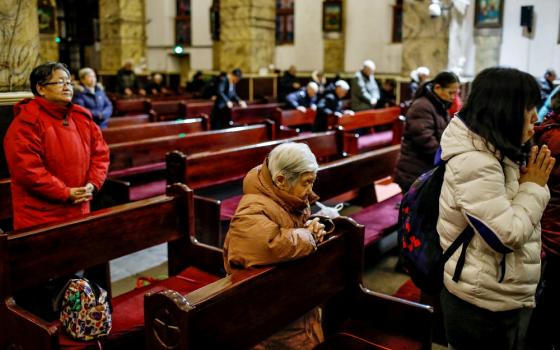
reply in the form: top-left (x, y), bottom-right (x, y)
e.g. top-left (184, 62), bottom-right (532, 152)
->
top-left (277, 125), bottom-right (299, 139)
top-left (346, 285), bottom-right (434, 350)
top-left (194, 195), bottom-right (222, 247)
top-left (343, 132), bottom-right (360, 156)
top-left (3, 299), bottom-right (59, 349)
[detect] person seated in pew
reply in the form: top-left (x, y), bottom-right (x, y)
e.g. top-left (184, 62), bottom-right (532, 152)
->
top-left (278, 65), bottom-right (301, 103)
top-left (4, 62), bottom-right (110, 230)
top-left (210, 68), bottom-right (247, 129)
top-left (311, 70), bottom-right (327, 97)
top-left (409, 66), bottom-right (430, 98)
top-left (115, 59), bottom-right (146, 96)
top-left (285, 82), bottom-right (319, 113)
top-left (351, 59), bottom-right (381, 112)
top-left (73, 67), bottom-right (113, 129)
top-left (185, 70), bottom-right (206, 97)
top-left (313, 80), bottom-right (354, 132)
top-left (224, 142), bottom-right (326, 350)
top-left (376, 78), bottom-right (397, 109)
top-left (145, 73), bottom-right (171, 96)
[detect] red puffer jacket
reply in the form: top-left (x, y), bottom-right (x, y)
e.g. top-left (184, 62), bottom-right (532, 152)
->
top-left (4, 97), bottom-right (109, 230)
top-left (535, 112), bottom-right (560, 256)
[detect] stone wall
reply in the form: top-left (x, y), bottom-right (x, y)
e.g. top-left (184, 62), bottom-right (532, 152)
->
top-left (38, 0), bottom-right (59, 63)
top-left (99, 0), bottom-right (147, 73)
top-left (402, 0), bottom-right (449, 76)
top-left (215, 0), bottom-right (275, 73)
top-left (0, 0), bottom-right (40, 92)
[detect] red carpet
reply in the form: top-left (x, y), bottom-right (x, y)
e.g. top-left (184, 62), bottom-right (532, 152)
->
top-left (392, 279), bottom-right (421, 303)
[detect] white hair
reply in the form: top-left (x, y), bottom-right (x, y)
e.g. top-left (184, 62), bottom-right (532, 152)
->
top-left (78, 67), bottom-right (95, 79)
top-left (307, 82), bottom-right (319, 92)
top-left (268, 142), bottom-right (318, 185)
top-left (363, 59), bottom-right (376, 71)
top-left (410, 66), bottom-right (430, 82)
top-left (335, 80), bottom-right (350, 91)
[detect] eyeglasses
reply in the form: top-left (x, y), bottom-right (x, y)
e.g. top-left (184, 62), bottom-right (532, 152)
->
top-left (42, 80), bottom-right (74, 88)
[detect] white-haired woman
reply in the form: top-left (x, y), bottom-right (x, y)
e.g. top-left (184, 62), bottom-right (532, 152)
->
top-left (409, 66), bottom-right (430, 98)
top-left (73, 67), bottom-right (113, 129)
top-left (224, 142), bottom-right (325, 350)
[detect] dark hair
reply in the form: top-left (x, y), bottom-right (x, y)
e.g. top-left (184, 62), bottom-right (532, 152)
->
top-left (545, 69), bottom-right (556, 78)
top-left (460, 67), bottom-right (540, 163)
top-left (30, 62), bottom-right (70, 96)
top-left (231, 68), bottom-right (242, 79)
top-left (414, 71), bottom-right (459, 100)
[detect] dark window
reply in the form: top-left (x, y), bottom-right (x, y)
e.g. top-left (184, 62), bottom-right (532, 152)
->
top-left (176, 0), bottom-right (191, 45)
top-left (392, 0), bottom-right (403, 43)
top-left (276, 0), bottom-right (294, 45)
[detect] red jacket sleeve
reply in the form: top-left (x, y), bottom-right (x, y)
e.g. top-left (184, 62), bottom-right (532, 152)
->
top-left (86, 122), bottom-right (109, 190)
top-left (4, 120), bottom-right (70, 202)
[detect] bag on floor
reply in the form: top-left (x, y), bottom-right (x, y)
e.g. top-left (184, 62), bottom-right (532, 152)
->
top-left (59, 278), bottom-right (112, 341)
top-left (397, 159), bottom-right (474, 295)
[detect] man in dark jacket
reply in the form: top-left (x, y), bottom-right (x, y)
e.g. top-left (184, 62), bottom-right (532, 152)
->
top-left (73, 68), bottom-right (113, 129)
top-left (538, 69), bottom-right (556, 109)
top-left (278, 65), bottom-right (301, 103)
top-left (285, 82), bottom-right (319, 112)
top-left (210, 68), bottom-right (247, 129)
top-left (115, 59), bottom-right (146, 96)
top-left (313, 80), bottom-right (353, 132)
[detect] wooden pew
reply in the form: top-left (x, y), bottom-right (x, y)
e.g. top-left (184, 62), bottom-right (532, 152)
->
top-left (185, 101), bottom-right (214, 118)
top-left (144, 216), bottom-right (433, 350)
top-left (113, 98), bottom-right (152, 116)
top-left (313, 145), bottom-right (402, 254)
top-left (230, 103), bottom-right (279, 126)
top-left (106, 114), bottom-right (151, 128)
top-left (150, 100), bottom-right (188, 121)
top-left (0, 184), bottom-right (224, 350)
top-left (102, 116), bottom-right (209, 144)
top-left (272, 107), bottom-right (316, 132)
top-left (0, 178), bottom-right (12, 232)
top-left (105, 123), bottom-right (277, 203)
top-left (328, 107), bottom-right (402, 155)
top-left (167, 131), bottom-right (345, 246)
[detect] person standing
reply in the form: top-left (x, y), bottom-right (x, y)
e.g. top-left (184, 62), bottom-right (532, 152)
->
top-left (438, 67), bottom-right (553, 350)
top-left (394, 71), bottom-right (460, 193)
top-left (73, 67), bottom-right (113, 129)
top-left (4, 62), bottom-right (109, 230)
top-left (210, 68), bottom-right (247, 130)
top-left (351, 60), bottom-right (380, 112)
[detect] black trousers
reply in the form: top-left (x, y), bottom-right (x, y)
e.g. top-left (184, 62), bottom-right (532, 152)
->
top-left (210, 106), bottom-right (232, 130)
top-left (440, 287), bottom-right (532, 350)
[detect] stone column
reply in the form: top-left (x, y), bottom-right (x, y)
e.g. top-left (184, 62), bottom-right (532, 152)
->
top-left (323, 0), bottom-right (345, 74)
top-left (0, 0), bottom-right (40, 92)
top-left (38, 0), bottom-right (59, 63)
top-left (474, 29), bottom-right (501, 74)
top-left (214, 0), bottom-right (275, 73)
top-left (402, 0), bottom-right (450, 76)
top-left (99, 0), bottom-right (147, 74)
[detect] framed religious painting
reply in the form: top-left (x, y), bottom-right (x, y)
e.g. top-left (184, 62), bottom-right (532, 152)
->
top-left (38, 0), bottom-right (56, 34)
top-left (474, 0), bottom-right (504, 28)
top-left (323, 1), bottom-right (342, 33)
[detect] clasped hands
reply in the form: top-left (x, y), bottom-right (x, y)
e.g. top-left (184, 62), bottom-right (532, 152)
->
top-left (305, 217), bottom-right (326, 244)
top-left (69, 183), bottom-right (95, 204)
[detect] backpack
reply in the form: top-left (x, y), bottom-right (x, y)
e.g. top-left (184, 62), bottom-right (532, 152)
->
top-left (59, 278), bottom-right (112, 341)
top-left (398, 160), bottom-right (474, 295)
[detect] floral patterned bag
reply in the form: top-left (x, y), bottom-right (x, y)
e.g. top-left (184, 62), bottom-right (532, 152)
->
top-left (59, 278), bottom-right (112, 341)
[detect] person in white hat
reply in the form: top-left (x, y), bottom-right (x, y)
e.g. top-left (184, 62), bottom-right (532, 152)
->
top-left (351, 59), bottom-right (381, 111)
top-left (313, 80), bottom-right (354, 132)
top-left (409, 66), bottom-right (431, 98)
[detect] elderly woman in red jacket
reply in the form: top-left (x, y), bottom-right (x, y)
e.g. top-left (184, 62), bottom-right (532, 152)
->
top-left (4, 62), bottom-right (109, 230)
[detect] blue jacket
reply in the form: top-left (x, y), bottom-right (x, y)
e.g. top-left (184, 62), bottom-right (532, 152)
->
top-left (285, 88), bottom-right (317, 109)
top-left (73, 84), bottom-right (113, 129)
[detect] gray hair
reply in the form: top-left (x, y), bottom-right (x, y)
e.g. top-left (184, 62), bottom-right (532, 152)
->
top-left (78, 67), bottom-right (95, 79)
top-left (268, 142), bottom-right (318, 186)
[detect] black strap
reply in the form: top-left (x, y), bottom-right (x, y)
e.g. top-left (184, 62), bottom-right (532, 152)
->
top-left (441, 225), bottom-right (475, 283)
top-left (498, 254), bottom-right (506, 283)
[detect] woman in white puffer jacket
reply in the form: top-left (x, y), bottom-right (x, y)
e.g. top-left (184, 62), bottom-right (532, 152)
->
top-left (437, 67), bottom-right (556, 350)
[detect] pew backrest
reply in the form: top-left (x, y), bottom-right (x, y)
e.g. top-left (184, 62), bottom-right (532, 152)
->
top-left (102, 117), bottom-right (209, 144)
top-left (109, 124), bottom-right (273, 174)
top-left (150, 100), bottom-right (188, 121)
top-left (328, 107), bottom-right (401, 131)
top-left (0, 178), bottom-right (12, 230)
top-left (185, 102), bottom-right (214, 118)
top-left (106, 115), bottom-right (151, 128)
top-left (166, 131), bottom-right (344, 190)
top-left (230, 103), bottom-right (279, 125)
top-left (272, 108), bottom-right (316, 129)
top-left (114, 98), bottom-right (151, 116)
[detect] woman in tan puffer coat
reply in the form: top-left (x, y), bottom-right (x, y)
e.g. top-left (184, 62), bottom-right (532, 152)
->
top-left (437, 67), bottom-right (555, 350)
top-left (224, 142), bottom-right (326, 350)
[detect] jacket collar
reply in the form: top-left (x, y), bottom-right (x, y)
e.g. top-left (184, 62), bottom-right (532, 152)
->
top-left (34, 96), bottom-right (72, 120)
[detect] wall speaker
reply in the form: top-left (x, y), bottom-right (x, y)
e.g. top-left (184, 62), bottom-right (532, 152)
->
top-left (521, 6), bottom-right (534, 33)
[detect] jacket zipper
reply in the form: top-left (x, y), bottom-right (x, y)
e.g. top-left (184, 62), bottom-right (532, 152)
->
top-left (63, 114), bottom-right (69, 126)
